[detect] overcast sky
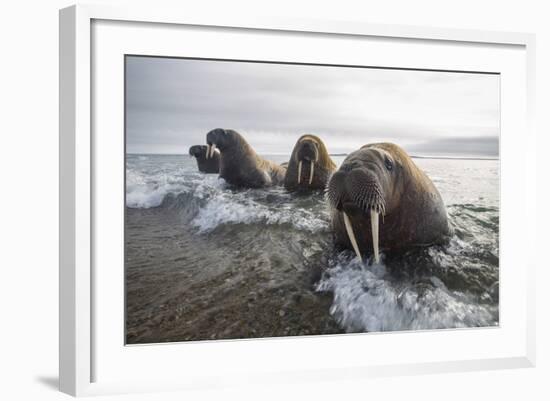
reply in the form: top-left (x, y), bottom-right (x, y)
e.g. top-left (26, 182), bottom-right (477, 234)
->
top-left (126, 56), bottom-right (500, 157)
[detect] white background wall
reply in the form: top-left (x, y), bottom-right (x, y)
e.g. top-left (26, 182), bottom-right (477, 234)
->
top-left (0, 0), bottom-right (547, 399)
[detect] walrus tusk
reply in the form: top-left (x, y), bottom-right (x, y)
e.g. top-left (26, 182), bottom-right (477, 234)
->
top-left (343, 212), bottom-right (362, 263)
top-left (206, 144), bottom-right (211, 159)
top-left (371, 209), bottom-right (379, 263)
top-left (209, 143), bottom-right (217, 158)
top-left (309, 162), bottom-right (315, 185)
top-left (297, 161), bottom-right (302, 184)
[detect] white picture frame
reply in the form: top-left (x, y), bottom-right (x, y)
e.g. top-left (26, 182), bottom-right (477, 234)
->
top-left (59, 4), bottom-right (536, 397)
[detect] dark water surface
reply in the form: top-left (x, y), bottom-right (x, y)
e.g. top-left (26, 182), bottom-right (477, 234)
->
top-left (125, 154), bottom-right (499, 344)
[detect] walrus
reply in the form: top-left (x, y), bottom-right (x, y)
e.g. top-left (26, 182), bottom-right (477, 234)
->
top-left (326, 143), bottom-right (451, 263)
top-left (205, 128), bottom-right (287, 188)
top-left (284, 134), bottom-right (337, 191)
top-left (188, 145), bottom-right (220, 173)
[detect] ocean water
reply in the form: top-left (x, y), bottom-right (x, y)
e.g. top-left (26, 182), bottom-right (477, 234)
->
top-left (125, 154), bottom-right (499, 343)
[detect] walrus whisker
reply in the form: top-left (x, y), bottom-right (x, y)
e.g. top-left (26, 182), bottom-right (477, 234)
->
top-left (298, 161), bottom-right (302, 184)
top-left (309, 162), bottom-right (315, 185)
top-left (371, 209), bottom-right (380, 263)
top-left (343, 212), bottom-right (362, 263)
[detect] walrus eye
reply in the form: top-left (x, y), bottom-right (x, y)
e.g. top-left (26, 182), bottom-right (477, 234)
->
top-left (385, 157), bottom-right (393, 171)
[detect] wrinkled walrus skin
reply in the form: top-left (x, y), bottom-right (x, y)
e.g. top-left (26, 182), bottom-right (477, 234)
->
top-left (205, 128), bottom-right (287, 188)
top-left (284, 134), bottom-right (337, 192)
top-left (326, 142), bottom-right (451, 262)
top-left (188, 145), bottom-right (220, 173)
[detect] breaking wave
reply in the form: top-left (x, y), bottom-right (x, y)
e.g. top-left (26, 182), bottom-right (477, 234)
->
top-left (316, 257), bottom-right (497, 332)
top-left (192, 192), bottom-right (328, 233)
top-left (316, 210), bottom-right (499, 333)
top-left (126, 157), bottom-right (329, 233)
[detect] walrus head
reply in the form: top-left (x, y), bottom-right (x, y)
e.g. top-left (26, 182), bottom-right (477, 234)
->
top-left (188, 145), bottom-right (207, 158)
top-left (286, 134), bottom-right (336, 188)
top-left (205, 128), bottom-right (242, 159)
top-left (294, 135), bottom-right (320, 185)
top-left (327, 143), bottom-right (408, 263)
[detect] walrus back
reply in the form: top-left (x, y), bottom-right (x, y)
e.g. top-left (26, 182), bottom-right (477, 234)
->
top-left (257, 157), bottom-right (287, 186)
top-left (372, 143), bottom-right (451, 240)
top-left (217, 130), bottom-right (287, 188)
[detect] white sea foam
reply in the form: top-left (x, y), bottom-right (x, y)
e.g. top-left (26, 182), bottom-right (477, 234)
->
top-left (126, 184), bottom-right (172, 208)
top-left (125, 164), bottom-right (224, 208)
top-left (126, 169), bottom-right (188, 208)
top-left (316, 256), bottom-right (496, 332)
top-left (127, 161), bottom-right (329, 231)
top-left (192, 191), bottom-right (328, 233)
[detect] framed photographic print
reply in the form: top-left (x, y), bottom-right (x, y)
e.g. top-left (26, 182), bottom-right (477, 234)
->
top-left (59, 4), bottom-right (536, 396)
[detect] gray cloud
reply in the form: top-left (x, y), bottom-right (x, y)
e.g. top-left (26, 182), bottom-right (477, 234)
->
top-left (126, 56), bottom-right (500, 157)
